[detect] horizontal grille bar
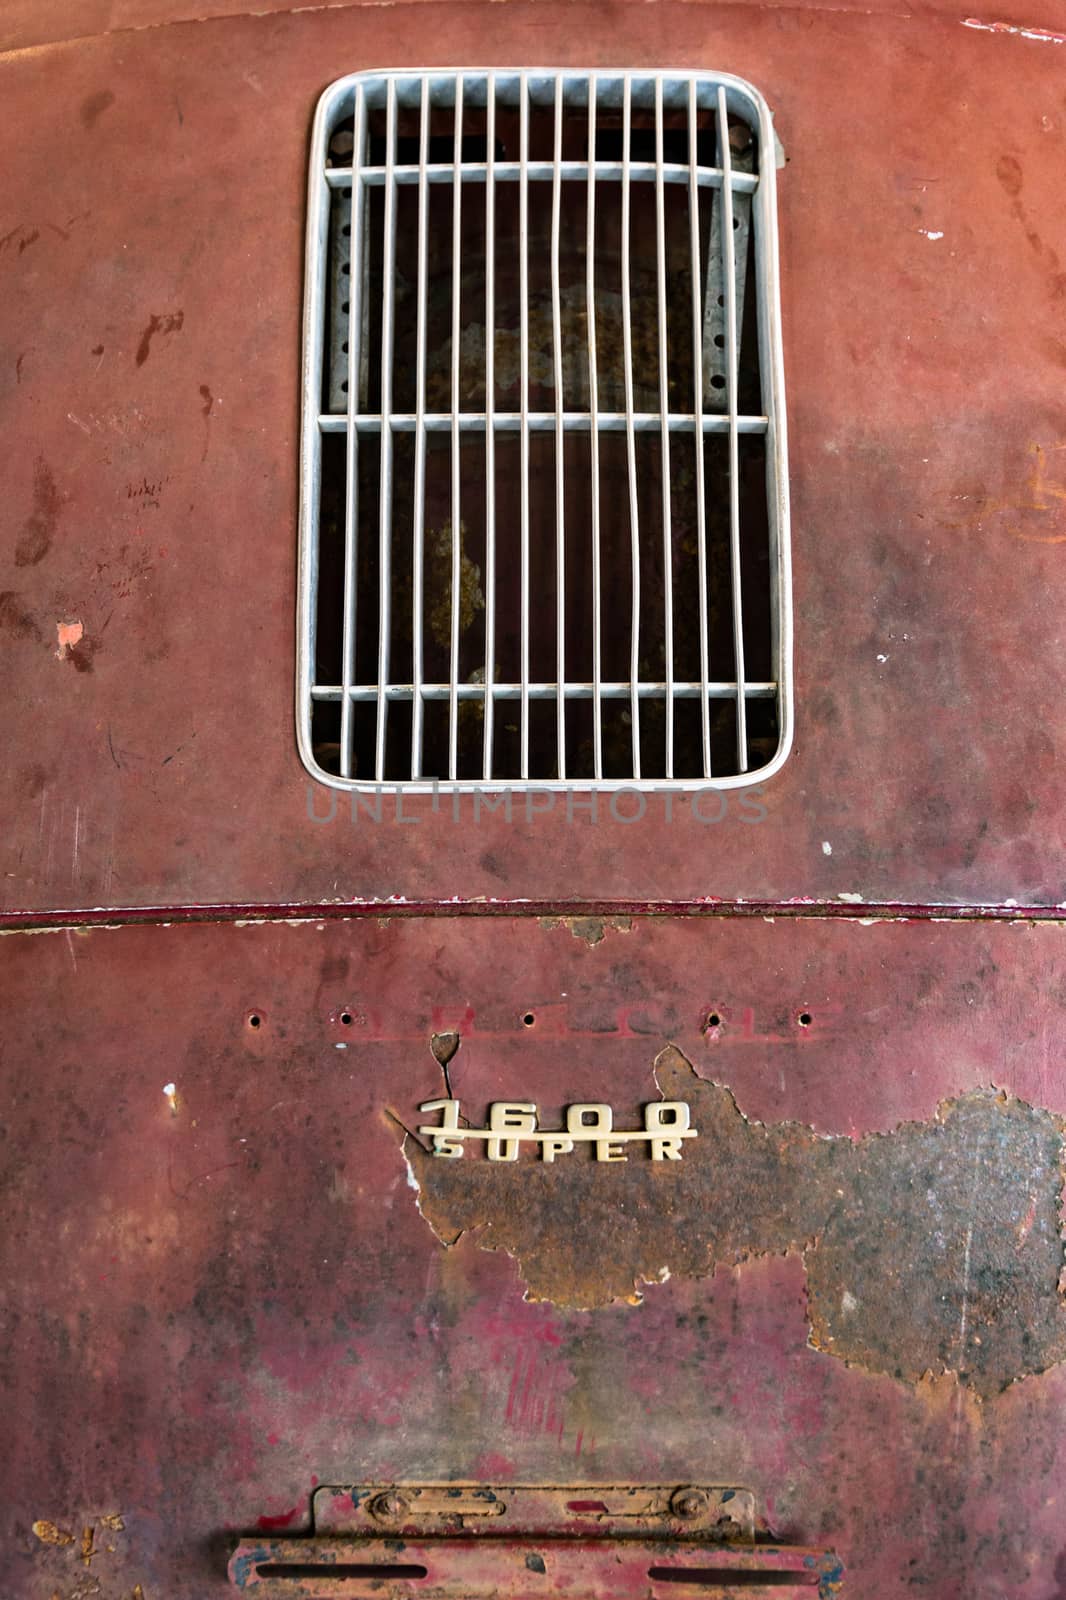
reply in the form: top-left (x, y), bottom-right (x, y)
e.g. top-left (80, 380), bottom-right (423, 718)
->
top-left (311, 681), bottom-right (778, 703)
top-left (326, 161), bottom-right (759, 193)
top-left (318, 413), bottom-right (770, 434)
top-left (320, 68), bottom-right (782, 110)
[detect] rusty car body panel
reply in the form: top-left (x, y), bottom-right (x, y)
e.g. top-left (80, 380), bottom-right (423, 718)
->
top-left (3, 2), bottom-right (1066, 1597)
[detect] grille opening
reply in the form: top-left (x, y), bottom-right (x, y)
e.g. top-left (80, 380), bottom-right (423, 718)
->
top-left (304, 71), bottom-right (790, 791)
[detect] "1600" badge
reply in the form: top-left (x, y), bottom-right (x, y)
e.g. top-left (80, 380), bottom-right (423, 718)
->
top-left (417, 1099), bottom-right (698, 1162)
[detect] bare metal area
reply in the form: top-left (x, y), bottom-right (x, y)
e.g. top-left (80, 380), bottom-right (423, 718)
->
top-left (405, 1046), bottom-right (1066, 1399)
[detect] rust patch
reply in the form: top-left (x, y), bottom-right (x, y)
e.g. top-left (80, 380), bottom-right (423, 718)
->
top-left (539, 915), bottom-right (633, 946)
top-left (32, 1521), bottom-right (75, 1547)
top-left (66, 634), bottom-right (101, 674)
top-left (426, 520), bottom-right (484, 647)
top-left (430, 1031), bottom-right (461, 1069)
top-left (404, 1047), bottom-right (1066, 1398)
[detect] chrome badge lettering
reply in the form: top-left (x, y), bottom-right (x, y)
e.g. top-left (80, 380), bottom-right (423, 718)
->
top-left (417, 1100), bottom-right (697, 1162)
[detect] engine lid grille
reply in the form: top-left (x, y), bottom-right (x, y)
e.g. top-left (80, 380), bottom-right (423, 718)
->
top-left (299, 69), bottom-right (791, 793)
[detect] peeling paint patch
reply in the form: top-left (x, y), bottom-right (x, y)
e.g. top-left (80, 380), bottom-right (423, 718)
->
top-left (963, 16), bottom-right (1066, 42)
top-left (54, 618), bottom-right (100, 673)
top-left (402, 1145), bottom-right (423, 1195)
top-left (404, 1047), bottom-right (1066, 1398)
top-left (55, 619), bottom-right (84, 658)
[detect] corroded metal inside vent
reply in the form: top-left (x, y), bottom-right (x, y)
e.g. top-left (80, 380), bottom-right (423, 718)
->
top-left (299, 71), bottom-right (791, 792)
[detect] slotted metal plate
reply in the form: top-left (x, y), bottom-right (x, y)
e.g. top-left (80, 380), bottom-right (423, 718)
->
top-left (231, 1483), bottom-right (840, 1595)
top-left (298, 70), bottom-right (791, 792)
top-left (311, 1484), bottom-right (758, 1538)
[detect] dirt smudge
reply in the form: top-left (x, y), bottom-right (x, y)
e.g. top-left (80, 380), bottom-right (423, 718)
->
top-left (135, 310), bottom-right (184, 368)
top-left (15, 457), bottom-right (63, 567)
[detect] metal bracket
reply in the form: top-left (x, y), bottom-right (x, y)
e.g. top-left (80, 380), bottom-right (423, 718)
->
top-left (704, 122), bottom-right (755, 409)
top-left (230, 1484), bottom-right (844, 1595)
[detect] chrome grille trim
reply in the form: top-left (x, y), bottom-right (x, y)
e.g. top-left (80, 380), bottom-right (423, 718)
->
top-left (298, 68), bottom-right (792, 793)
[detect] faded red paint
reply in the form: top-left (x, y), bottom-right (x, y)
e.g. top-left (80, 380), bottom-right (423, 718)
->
top-left (254, 1505), bottom-right (304, 1534)
top-left (3, 2), bottom-right (1066, 1597)
top-left (3, 918), bottom-right (1066, 1594)
top-left (1, 2), bottom-right (1066, 914)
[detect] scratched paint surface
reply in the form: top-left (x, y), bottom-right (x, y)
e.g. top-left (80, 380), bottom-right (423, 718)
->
top-left (7, 0), bottom-right (1066, 56)
top-left (2, 3), bottom-right (1066, 911)
top-left (5, 915), bottom-right (1066, 1597)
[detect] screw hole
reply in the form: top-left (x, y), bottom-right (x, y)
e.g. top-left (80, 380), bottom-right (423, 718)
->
top-left (340, 1011), bottom-right (353, 1026)
top-left (710, 375), bottom-right (726, 389)
top-left (707, 1012), bottom-right (721, 1029)
top-left (713, 335), bottom-right (725, 349)
top-left (522, 1012), bottom-right (536, 1027)
top-left (798, 1012), bottom-right (812, 1028)
top-left (248, 1012), bottom-right (262, 1030)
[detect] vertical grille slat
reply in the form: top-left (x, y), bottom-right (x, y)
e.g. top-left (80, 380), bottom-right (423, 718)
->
top-left (586, 79), bottom-right (604, 783)
top-left (687, 77), bottom-right (712, 779)
top-left (654, 76), bottom-right (674, 781)
top-left (374, 77), bottom-right (398, 782)
top-left (410, 75), bottom-right (430, 778)
top-left (300, 69), bottom-right (792, 793)
top-left (518, 75), bottom-right (531, 783)
top-left (551, 74), bottom-right (567, 781)
top-left (449, 74), bottom-right (464, 781)
top-left (482, 73), bottom-right (498, 782)
top-left (620, 77), bottom-right (642, 781)
top-left (339, 85), bottom-right (368, 780)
